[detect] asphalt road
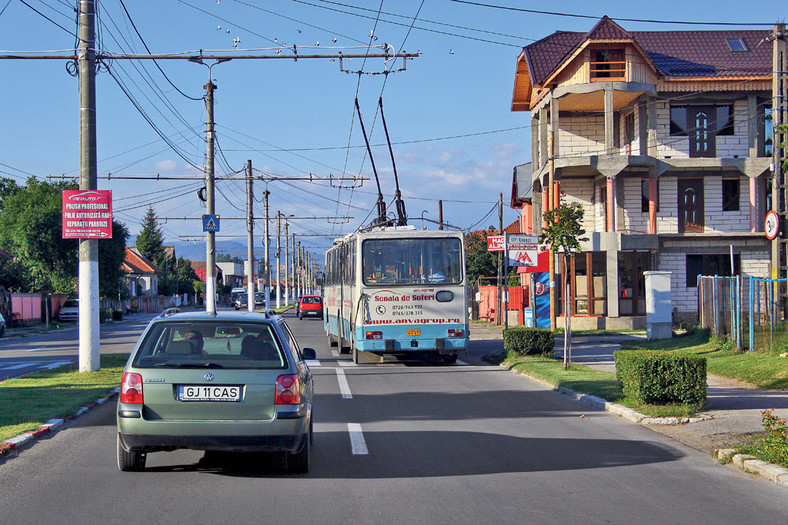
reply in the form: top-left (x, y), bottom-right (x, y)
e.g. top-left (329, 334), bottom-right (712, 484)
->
top-left (1, 312), bottom-right (787, 524)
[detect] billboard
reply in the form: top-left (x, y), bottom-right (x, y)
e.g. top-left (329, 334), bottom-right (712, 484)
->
top-left (62, 190), bottom-right (113, 239)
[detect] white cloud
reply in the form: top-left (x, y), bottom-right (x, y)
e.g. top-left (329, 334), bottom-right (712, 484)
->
top-left (153, 160), bottom-right (179, 173)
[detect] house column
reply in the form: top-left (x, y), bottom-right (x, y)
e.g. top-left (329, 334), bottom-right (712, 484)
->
top-left (604, 85), bottom-right (615, 154)
top-left (649, 176), bottom-right (658, 234)
top-left (607, 176), bottom-right (615, 232)
top-left (638, 98), bottom-right (649, 156)
top-left (750, 176), bottom-right (758, 232)
top-left (647, 95), bottom-right (658, 156)
top-left (539, 106), bottom-right (548, 168)
top-left (606, 250), bottom-right (620, 318)
top-left (550, 97), bottom-right (560, 160)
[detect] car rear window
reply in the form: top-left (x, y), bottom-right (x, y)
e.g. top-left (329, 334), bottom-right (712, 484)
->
top-left (132, 321), bottom-right (288, 370)
top-left (302, 297), bottom-right (322, 304)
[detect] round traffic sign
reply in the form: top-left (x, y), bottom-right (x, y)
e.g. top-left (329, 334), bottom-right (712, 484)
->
top-left (765, 210), bottom-right (779, 240)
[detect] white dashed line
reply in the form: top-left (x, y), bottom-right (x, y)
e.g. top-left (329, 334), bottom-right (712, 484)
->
top-left (331, 350), bottom-right (340, 358)
top-left (39, 361), bottom-right (72, 370)
top-left (348, 423), bottom-right (368, 455)
top-left (0, 363), bottom-right (31, 370)
top-left (335, 368), bottom-right (352, 399)
top-left (306, 360), bottom-right (322, 367)
top-left (338, 360), bottom-right (357, 367)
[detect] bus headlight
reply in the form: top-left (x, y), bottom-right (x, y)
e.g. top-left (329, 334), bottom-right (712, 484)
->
top-left (436, 291), bottom-right (453, 302)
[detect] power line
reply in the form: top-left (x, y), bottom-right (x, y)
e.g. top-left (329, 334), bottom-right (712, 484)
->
top-left (18, 0), bottom-right (76, 36)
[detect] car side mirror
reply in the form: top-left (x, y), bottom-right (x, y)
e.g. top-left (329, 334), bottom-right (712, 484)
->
top-left (302, 348), bottom-right (317, 360)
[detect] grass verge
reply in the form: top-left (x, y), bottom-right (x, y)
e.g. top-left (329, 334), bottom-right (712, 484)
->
top-left (0, 354), bottom-right (128, 443)
top-left (488, 350), bottom-right (702, 418)
top-left (620, 331), bottom-right (788, 390)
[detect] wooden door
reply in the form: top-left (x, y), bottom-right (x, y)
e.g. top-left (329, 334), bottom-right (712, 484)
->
top-left (678, 178), bottom-right (704, 233)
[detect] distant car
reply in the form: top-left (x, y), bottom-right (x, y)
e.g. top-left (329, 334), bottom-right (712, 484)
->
top-left (254, 291), bottom-right (266, 307)
top-left (58, 299), bottom-right (79, 322)
top-left (0, 312), bottom-right (5, 337)
top-left (116, 309), bottom-right (316, 473)
top-left (296, 295), bottom-right (323, 320)
top-left (233, 293), bottom-right (248, 310)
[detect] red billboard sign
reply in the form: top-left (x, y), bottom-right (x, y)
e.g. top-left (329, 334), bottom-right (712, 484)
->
top-left (487, 235), bottom-right (505, 252)
top-left (62, 190), bottom-right (113, 239)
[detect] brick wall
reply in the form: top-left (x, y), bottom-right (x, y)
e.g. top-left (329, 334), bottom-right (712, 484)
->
top-left (559, 115), bottom-right (605, 156)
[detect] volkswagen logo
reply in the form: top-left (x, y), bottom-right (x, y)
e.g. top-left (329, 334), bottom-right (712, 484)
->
top-left (203, 372), bottom-right (215, 382)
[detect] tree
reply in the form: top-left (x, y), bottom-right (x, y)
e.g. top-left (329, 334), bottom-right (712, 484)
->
top-left (540, 201), bottom-right (588, 369)
top-left (0, 178), bottom-right (129, 296)
top-left (136, 206), bottom-right (167, 267)
top-left (465, 227), bottom-right (500, 286)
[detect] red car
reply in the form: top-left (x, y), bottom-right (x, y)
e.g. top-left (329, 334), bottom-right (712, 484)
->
top-left (296, 295), bottom-right (323, 320)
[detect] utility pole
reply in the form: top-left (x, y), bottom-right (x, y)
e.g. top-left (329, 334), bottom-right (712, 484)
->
top-left (284, 221), bottom-right (290, 305)
top-left (772, 23), bottom-right (788, 318)
top-left (292, 233), bottom-right (297, 302)
top-left (204, 75), bottom-right (217, 314)
top-left (496, 193), bottom-right (503, 325)
top-left (78, 0), bottom-right (100, 372)
top-left (263, 189), bottom-right (270, 311)
top-left (276, 212), bottom-right (281, 308)
top-left (439, 200), bottom-right (444, 230)
top-left (246, 159), bottom-right (255, 312)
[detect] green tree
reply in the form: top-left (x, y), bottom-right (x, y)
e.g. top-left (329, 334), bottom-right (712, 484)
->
top-left (465, 227), bottom-right (499, 286)
top-left (540, 201), bottom-right (588, 369)
top-left (99, 221), bottom-right (130, 298)
top-left (136, 206), bottom-right (167, 267)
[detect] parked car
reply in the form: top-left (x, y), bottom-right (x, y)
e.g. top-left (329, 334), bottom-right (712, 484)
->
top-left (0, 312), bottom-right (5, 337)
top-left (233, 293), bottom-right (248, 310)
top-left (296, 295), bottom-right (323, 320)
top-left (116, 309), bottom-right (316, 473)
top-left (254, 291), bottom-right (266, 307)
top-left (58, 299), bottom-right (79, 322)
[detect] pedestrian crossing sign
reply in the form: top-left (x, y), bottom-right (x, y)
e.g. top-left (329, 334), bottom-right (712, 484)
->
top-left (202, 214), bottom-right (220, 232)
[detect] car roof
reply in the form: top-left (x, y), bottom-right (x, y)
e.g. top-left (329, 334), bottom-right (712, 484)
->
top-left (154, 310), bottom-right (280, 323)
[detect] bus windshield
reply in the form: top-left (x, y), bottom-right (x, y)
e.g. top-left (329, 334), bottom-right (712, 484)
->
top-left (362, 237), bottom-right (462, 286)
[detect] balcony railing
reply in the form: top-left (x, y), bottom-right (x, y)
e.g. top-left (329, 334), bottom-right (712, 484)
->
top-left (590, 61), bottom-right (626, 81)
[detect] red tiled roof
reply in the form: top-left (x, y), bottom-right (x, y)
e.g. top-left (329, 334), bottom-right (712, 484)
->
top-left (522, 18), bottom-right (771, 85)
top-left (121, 247), bottom-right (161, 275)
top-left (504, 219), bottom-right (521, 235)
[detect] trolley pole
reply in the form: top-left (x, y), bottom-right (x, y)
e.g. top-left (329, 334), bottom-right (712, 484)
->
top-left (284, 221), bottom-right (290, 305)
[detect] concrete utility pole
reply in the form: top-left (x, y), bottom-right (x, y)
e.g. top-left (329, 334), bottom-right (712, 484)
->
top-left (438, 200), bottom-right (444, 230)
top-left (771, 24), bottom-right (788, 316)
top-left (276, 212), bottom-right (281, 308)
top-left (263, 189), bottom-right (271, 311)
top-left (496, 193), bottom-right (503, 325)
top-left (284, 221), bottom-right (290, 305)
top-left (297, 240), bottom-right (303, 298)
top-left (246, 159), bottom-right (255, 312)
top-left (78, 0), bottom-right (100, 372)
top-left (204, 75), bottom-right (217, 314)
top-left (292, 233), bottom-right (297, 302)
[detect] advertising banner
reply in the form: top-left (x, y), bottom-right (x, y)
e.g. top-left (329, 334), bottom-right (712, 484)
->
top-left (62, 190), bottom-right (113, 239)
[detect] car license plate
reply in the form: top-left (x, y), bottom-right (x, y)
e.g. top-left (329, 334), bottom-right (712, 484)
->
top-left (406, 329), bottom-right (421, 336)
top-left (178, 385), bottom-right (242, 402)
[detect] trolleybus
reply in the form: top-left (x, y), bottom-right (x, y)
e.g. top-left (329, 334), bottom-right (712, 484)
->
top-left (324, 226), bottom-right (469, 364)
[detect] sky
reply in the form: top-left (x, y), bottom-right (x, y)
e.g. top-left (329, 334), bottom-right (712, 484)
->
top-left (1, 0), bottom-right (786, 267)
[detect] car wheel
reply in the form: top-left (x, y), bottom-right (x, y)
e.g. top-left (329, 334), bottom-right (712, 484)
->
top-left (287, 430), bottom-right (311, 473)
top-left (117, 434), bottom-right (146, 472)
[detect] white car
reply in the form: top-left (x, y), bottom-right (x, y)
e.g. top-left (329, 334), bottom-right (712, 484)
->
top-left (58, 299), bottom-right (79, 322)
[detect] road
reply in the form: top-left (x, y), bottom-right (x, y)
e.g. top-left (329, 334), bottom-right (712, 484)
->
top-left (1, 311), bottom-right (787, 524)
top-left (0, 315), bottom-right (156, 380)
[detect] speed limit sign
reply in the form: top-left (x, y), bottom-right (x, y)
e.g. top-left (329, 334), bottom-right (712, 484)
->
top-left (765, 210), bottom-right (780, 240)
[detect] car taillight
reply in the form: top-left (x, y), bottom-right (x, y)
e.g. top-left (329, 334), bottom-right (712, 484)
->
top-left (448, 329), bottom-right (463, 337)
top-left (120, 372), bottom-right (143, 404)
top-left (275, 374), bottom-right (301, 405)
top-left (365, 331), bottom-right (382, 340)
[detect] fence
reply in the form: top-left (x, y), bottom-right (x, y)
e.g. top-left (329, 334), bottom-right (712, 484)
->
top-left (748, 277), bottom-right (788, 354)
top-left (697, 276), bottom-right (742, 349)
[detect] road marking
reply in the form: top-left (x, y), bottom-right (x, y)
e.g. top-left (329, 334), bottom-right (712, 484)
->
top-left (306, 360), bottom-right (322, 367)
top-left (0, 363), bottom-right (31, 370)
top-left (338, 360), bottom-right (357, 367)
top-left (348, 423), bottom-right (368, 455)
top-left (456, 359), bottom-right (469, 366)
top-left (335, 368), bottom-right (352, 399)
top-left (39, 361), bottom-right (72, 370)
top-left (331, 350), bottom-right (340, 358)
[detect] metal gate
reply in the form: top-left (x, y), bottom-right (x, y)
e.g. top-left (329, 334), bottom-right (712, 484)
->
top-left (748, 277), bottom-right (788, 354)
top-left (697, 275), bottom-right (742, 349)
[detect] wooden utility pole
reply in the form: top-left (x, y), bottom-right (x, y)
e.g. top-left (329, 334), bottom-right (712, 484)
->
top-left (496, 193), bottom-right (503, 325)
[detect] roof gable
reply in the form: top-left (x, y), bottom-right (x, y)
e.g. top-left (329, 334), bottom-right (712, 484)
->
top-left (122, 247), bottom-right (161, 275)
top-left (584, 16), bottom-right (632, 41)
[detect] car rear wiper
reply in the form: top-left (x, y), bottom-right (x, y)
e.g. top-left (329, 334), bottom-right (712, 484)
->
top-left (153, 361), bottom-right (224, 369)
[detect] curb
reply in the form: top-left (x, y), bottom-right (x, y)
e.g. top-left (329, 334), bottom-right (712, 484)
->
top-left (505, 365), bottom-right (713, 426)
top-left (0, 389), bottom-right (119, 458)
top-left (716, 449), bottom-right (788, 488)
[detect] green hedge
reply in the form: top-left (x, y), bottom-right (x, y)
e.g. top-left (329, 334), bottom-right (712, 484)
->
top-left (503, 327), bottom-right (554, 356)
top-left (614, 350), bottom-right (707, 405)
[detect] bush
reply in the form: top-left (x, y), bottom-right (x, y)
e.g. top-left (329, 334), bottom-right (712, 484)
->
top-left (99, 309), bottom-right (110, 324)
top-left (112, 309), bottom-right (123, 321)
top-left (614, 350), bottom-right (707, 406)
top-left (503, 327), bottom-right (554, 356)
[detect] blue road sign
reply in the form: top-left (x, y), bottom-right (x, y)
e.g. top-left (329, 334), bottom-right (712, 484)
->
top-left (202, 214), bottom-right (220, 232)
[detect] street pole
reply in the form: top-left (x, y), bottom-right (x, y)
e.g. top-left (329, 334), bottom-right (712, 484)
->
top-left (78, 0), bottom-right (100, 372)
top-left (263, 189), bottom-right (271, 312)
top-left (496, 193), bottom-right (503, 325)
top-left (205, 76), bottom-right (217, 314)
top-left (285, 221), bottom-right (290, 305)
top-left (298, 241), bottom-right (303, 299)
top-left (772, 24), bottom-right (787, 318)
top-left (276, 212), bottom-right (281, 308)
top-left (246, 159), bottom-right (255, 312)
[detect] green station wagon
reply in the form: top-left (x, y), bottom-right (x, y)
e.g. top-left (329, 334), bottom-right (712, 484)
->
top-left (116, 309), bottom-right (316, 473)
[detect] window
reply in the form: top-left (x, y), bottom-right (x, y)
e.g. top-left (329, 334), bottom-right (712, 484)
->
top-left (722, 178), bottom-right (740, 212)
top-left (670, 106), bottom-right (688, 136)
top-left (670, 105), bottom-right (734, 144)
top-left (716, 105), bottom-right (734, 136)
top-left (726, 38), bottom-right (748, 52)
top-left (764, 106), bottom-right (773, 157)
top-left (686, 254), bottom-right (740, 287)
top-left (641, 179), bottom-right (660, 213)
top-left (591, 48), bottom-right (625, 81)
top-left (362, 237), bottom-right (462, 286)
